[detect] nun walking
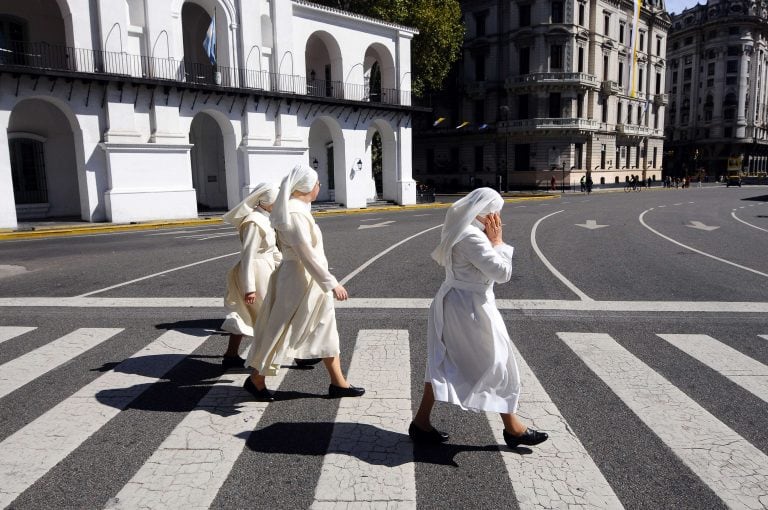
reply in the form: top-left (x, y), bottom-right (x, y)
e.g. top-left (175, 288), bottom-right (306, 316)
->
top-left (410, 188), bottom-right (549, 449)
top-left (243, 165), bottom-right (365, 401)
top-left (220, 183), bottom-right (281, 369)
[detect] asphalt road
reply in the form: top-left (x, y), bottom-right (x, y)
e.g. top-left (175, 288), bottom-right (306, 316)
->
top-left (0, 185), bottom-right (767, 509)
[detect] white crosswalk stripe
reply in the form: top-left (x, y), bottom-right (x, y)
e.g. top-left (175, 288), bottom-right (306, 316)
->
top-left (0, 325), bottom-right (766, 508)
top-left (558, 332), bottom-right (768, 510)
top-left (107, 368), bottom-right (288, 510)
top-left (312, 329), bottom-right (415, 509)
top-left (491, 341), bottom-right (623, 509)
top-left (0, 326), bottom-right (35, 345)
top-left (0, 328), bottom-right (123, 400)
top-left (0, 329), bottom-right (210, 508)
top-left (657, 333), bottom-right (768, 404)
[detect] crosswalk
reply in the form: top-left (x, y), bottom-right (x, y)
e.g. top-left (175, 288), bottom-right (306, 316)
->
top-left (0, 325), bottom-right (766, 509)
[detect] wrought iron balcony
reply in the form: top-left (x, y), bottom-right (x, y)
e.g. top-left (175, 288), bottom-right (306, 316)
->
top-left (505, 72), bottom-right (599, 90)
top-left (0, 40), bottom-right (416, 107)
top-left (500, 118), bottom-right (600, 133)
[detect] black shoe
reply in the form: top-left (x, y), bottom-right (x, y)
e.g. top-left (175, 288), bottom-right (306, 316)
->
top-left (503, 428), bottom-right (548, 448)
top-left (294, 358), bottom-right (323, 367)
top-left (328, 384), bottom-right (365, 398)
top-left (222, 355), bottom-right (245, 370)
top-left (408, 421), bottom-right (449, 444)
top-left (242, 377), bottom-right (275, 402)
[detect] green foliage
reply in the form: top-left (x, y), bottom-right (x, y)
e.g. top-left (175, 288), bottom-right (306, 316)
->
top-left (312, 0), bottom-right (464, 95)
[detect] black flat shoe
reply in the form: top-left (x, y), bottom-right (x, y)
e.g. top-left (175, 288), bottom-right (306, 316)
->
top-left (222, 355), bottom-right (245, 370)
top-left (503, 428), bottom-right (548, 448)
top-left (408, 422), bottom-right (449, 444)
top-left (294, 358), bottom-right (323, 367)
top-left (328, 384), bottom-right (365, 398)
top-left (243, 377), bottom-right (275, 402)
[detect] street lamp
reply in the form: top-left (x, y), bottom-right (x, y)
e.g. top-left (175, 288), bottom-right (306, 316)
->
top-left (356, 159), bottom-right (363, 172)
top-left (312, 158), bottom-right (319, 170)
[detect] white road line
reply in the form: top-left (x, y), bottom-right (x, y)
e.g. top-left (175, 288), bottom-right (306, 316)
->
top-left (338, 225), bottom-right (443, 286)
top-left (490, 342), bottom-right (622, 508)
top-left (359, 218), bottom-right (383, 222)
top-left (558, 332), bottom-right (768, 509)
top-left (0, 327), bottom-right (35, 345)
top-left (657, 334), bottom-right (768, 403)
top-left (639, 208), bottom-right (768, 279)
top-left (196, 233), bottom-right (237, 241)
top-left (147, 227), bottom-right (232, 236)
top-left (731, 211), bottom-right (768, 233)
top-left (176, 232), bottom-right (235, 240)
top-left (76, 252), bottom-right (238, 297)
top-left (0, 328), bottom-right (123, 400)
top-left (312, 330), bottom-right (414, 509)
top-left (3, 297), bottom-right (768, 313)
top-left (0, 329), bottom-right (209, 508)
top-left (107, 369), bottom-right (287, 509)
top-left (531, 211), bottom-right (593, 302)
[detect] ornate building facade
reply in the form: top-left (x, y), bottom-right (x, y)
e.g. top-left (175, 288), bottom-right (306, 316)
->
top-left (665, 0), bottom-right (768, 179)
top-left (414, 0), bottom-right (669, 191)
top-left (0, 0), bottom-right (420, 229)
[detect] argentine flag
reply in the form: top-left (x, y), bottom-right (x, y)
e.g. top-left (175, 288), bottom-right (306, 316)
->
top-left (203, 11), bottom-right (216, 65)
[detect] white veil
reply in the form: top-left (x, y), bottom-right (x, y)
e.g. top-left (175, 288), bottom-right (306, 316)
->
top-left (222, 182), bottom-right (279, 228)
top-left (431, 188), bottom-right (504, 267)
top-left (270, 164), bottom-right (319, 231)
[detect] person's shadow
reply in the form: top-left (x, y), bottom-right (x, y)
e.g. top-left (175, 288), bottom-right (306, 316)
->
top-left (238, 421), bottom-right (529, 467)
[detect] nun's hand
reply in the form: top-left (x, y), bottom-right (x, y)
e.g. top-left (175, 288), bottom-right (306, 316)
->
top-left (484, 213), bottom-right (503, 246)
top-left (244, 292), bottom-right (257, 304)
top-left (332, 285), bottom-right (349, 301)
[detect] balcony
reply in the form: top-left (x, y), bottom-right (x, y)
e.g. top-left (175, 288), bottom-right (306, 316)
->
top-left (601, 80), bottom-right (621, 95)
top-left (0, 40), bottom-right (418, 108)
top-left (653, 93), bottom-right (668, 106)
top-left (505, 72), bottom-right (599, 91)
top-left (501, 118), bottom-right (600, 134)
top-left (616, 124), bottom-right (654, 137)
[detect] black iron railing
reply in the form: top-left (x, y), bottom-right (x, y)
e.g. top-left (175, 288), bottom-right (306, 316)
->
top-left (0, 40), bottom-right (416, 107)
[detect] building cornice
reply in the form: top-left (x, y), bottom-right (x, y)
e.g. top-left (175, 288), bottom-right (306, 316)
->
top-left (292, 1), bottom-right (419, 36)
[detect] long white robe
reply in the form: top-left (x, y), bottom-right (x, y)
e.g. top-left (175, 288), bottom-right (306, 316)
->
top-left (221, 210), bottom-right (281, 337)
top-left (246, 199), bottom-right (340, 376)
top-left (426, 224), bottom-right (520, 414)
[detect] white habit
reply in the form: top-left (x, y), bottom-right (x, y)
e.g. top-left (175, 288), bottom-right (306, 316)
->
top-left (427, 223), bottom-right (520, 414)
top-left (221, 209), bottom-right (281, 337)
top-left (246, 198), bottom-right (340, 376)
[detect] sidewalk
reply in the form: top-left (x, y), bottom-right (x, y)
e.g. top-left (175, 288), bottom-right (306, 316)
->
top-left (0, 192), bottom-right (556, 240)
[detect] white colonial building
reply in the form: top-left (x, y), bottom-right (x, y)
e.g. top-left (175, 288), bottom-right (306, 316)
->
top-left (0, 0), bottom-right (420, 229)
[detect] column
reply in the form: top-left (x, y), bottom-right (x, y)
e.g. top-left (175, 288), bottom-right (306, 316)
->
top-left (0, 109), bottom-right (17, 229)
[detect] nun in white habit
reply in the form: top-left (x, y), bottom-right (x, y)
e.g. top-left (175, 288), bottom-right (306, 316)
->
top-left (220, 182), bottom-right (281, 369)
top-left (243, 165), bottom-right (365, 401)
top-left (409, 188), bottom-right (549, 449)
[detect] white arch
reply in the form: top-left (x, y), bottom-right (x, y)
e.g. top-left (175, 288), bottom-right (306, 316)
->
top-left (305, 30), bottom-right (343, 94)
top-left (186, 109), bottom-right (240, 209)
top-left (366, 118), bottom-right (398, 201)
top-left (308, 116), bottom-right (346, 203)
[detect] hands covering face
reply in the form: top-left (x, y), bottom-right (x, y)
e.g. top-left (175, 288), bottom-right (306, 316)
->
top-left (481, 212), bottom-right (503, 246)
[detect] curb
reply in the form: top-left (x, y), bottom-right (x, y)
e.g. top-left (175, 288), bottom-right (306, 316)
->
top-left (0, 194), bottom-right (556, 240)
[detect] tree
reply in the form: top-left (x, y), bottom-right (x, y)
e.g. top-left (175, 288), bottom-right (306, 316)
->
top-left (312, 0), bottom-right (464, 95)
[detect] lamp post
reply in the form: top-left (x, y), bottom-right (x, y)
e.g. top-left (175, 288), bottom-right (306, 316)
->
top-left (499, 106), bottom-right (510, 192)
top-left (561, 163), bottom-right (566, 192)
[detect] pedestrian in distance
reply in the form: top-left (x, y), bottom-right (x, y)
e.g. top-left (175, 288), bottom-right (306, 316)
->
top-left (409, 188), bottom-right (549, 449)
top-left (243, 164), bottom-right (365, 401)
top-left (580, 175), bottom-right (586, 192)
top-left (550, 175), bottom-right (556, 191)
top-left (220, 182), bottom-right (281, 369)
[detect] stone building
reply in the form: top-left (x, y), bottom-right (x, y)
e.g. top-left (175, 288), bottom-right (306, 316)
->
top-left (414, 0), bottom-right (669, 191)
top-left (0, 0), bottom-right (420, 229)
top-left (664, 0), bottom-right (768, 179)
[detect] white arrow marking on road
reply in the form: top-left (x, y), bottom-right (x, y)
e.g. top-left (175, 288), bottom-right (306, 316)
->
top-left (686, 221), bottom-right (719, 231)
top-left (357, 220), bottom-right (395, 230)
top-left (575, 220), bottom-right (609, 230)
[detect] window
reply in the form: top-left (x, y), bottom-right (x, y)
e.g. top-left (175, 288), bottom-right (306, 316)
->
top-left (602, 97), bottom-right (608, 122)
top-left (550, 44), bottom-right (563, 70)
top-left (549, 92), bottom-right (561, 117)
top-left (636, 145), bottom-right (640, 168)
top-left (600, 144), bottom-right (606, 169)
top-left (474, 146), bottom-right (484, 172)
top-left (10, 138), bottom-right (48, 204)
top-left (656, 37), bottom-right (662, 56)
top-left (515, 144), bottom-right (530, 171)
top-left (724, 126), bottom-right (733, 137)
top-left (652, 146), bottom-right (657, 168)
top-left (519, 4), bottom-right (531, 27)
top-left (727, 60), bottom-right (738, 73)
top-left (724, 108), bottom-right (735, 120)
top-left (683, 68), bottom-right (692, 81)
top-left (475, 10), bottom-right (488, 36)
top-left (638, 68), bottom-right (644, 92)
top-left (627, 104), bottom-right (633, 124)
top-left (617, 102), bottom-right (623, 124)
top-left (604, 14), bottom-right (610, 35)
top-left (578, 46), bottom-right (584, 73)
top-left (474, 53), bottom-right (486, 80)
top-left (577, 94), bottom-right (584, 117)
top-left (672, 70), bottom-right (678, 83)
top-left (727, 46), bottom-right (740, 57)
top-left (518, 94), bottom-right (529, 119)
top-left (578, 3), bottom-right (585, 25)
top-left (619, 23), bottom-right (625, 44)
top-left (655, 71), bottom-right (661, 94)
top-left (576, 143), bottom-right (583, 169)
top-left (603, 55), bottom-right (609, 81)
top-left (707, 62), bottom-right (715, 76)
top-left (654, 106), bottom-right (659, 128)
top-left (552, 1), bottom-right (564, 23)
top-left (474, 100), bottom-right (485, 123)
top-left (639, 32), bottom-right (645, 52)
top-left (684, 36), bottom-right (693, 46)
top-left (618, 62), bottom-right (624, 86)
top-left (519, 47), bottom-right (530, 74)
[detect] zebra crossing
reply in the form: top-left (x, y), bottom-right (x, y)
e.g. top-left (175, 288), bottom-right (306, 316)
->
top-left (0, 325), bottom-right (766, 509)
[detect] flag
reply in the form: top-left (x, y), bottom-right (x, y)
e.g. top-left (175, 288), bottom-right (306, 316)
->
top-left (455, 121), bottom-right (469, 129)
top-left (478, 123), bottom-right (489, 130)
top-left (203, 10), bottom-right (216, 65)
top-left (432, 117), bottom-right (446, 127)
top-left (641, 98), bottom-right (650, 119)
